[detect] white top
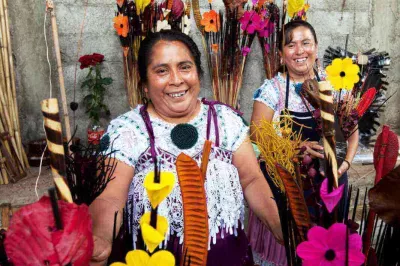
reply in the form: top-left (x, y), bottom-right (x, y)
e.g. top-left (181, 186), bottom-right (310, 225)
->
top-left (103, 100), bottom-right (249, 248)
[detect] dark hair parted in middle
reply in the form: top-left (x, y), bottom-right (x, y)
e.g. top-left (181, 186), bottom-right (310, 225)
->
top-left (279, 20), bottom-right (318, 51)
top-left (137, 30), bottom-right (204, 84)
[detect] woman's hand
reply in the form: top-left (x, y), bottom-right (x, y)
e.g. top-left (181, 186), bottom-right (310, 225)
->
top-left (90, 235), bottom-right (112, 265)
top-left (301, 141), bottom-right (324, 159)
top-left (338, 160), bottom-right (351, 177)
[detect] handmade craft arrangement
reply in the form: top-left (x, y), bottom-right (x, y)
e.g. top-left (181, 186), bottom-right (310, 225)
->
top-left (0, 0), bottom-right (399, 265)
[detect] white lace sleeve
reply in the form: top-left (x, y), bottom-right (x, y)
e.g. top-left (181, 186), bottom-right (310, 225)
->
top-left (216, 105), bottom-right (249, 152)
top-left (253, 78), bottom-right (280, 112)
top-left (102, 110), bottom-right (148, 168)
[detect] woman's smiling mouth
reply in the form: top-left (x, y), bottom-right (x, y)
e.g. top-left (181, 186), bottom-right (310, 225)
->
top-left (167, 89), bottom-right (189, 98)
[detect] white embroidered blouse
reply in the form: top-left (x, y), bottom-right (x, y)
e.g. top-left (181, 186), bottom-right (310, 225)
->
top-left (103, 100), bottom-right (249, 249)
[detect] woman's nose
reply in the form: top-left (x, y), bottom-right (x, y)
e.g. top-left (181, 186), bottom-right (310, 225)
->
top-left (296, 44), bottom-right (305, 54)
top-left (169, 69), bottom-right (183, 85)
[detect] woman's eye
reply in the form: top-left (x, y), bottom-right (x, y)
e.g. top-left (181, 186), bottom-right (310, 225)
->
top-left (156, 68), bottom-right (167, 74)
top-left (181, 64), bottom-right (192, 70)
top-left (287, 44), bottom-right (295, 48)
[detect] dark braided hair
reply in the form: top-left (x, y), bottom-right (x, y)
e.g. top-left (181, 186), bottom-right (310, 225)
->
top-left (137, 30), bottom-right (203, 84)
top-left (279, 20), bottom-right (318, 51)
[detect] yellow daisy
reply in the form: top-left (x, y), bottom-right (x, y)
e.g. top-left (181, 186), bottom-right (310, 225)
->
top-left (326, 58), bottom-right (360, 91)
top-left (110, 250), bottom-right (175, 266)
top-left (287, 0), bottom-right (304, 18)
top-left (140, 212), bottom-right (169, 253)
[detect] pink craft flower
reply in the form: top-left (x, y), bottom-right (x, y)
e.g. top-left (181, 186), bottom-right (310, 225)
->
top-left (320, 178), bottom-right (345, 213)
top-left (257, 20), bottom-right (274, 38)
top-left (239, 11), bottom-right (261, 34)
top-left (297, 223), bottom-right (365, 266)
top-left (242, 46), bottom-right (251, 56)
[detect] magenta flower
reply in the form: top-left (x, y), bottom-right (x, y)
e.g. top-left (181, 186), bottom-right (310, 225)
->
top-left (320, 178), bottom-right (345, 213)
top-left (258, 20), bottom-right (274, 38)
top-left (242, 46), bottom-right (251, 56)
top-left (239, 11), bottom-right (261, 34)
top-left (297, 223), bottom-right (365, 266)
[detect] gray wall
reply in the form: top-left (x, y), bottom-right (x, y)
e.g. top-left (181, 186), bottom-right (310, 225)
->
top-left (8, 0), bottom-right (400, 143)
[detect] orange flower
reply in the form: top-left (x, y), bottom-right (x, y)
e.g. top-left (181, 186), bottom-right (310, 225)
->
top-left (201, 10), bottom-right (220, 32)
top-left (113, 14), bottom-right (129, 37)
top-left (116, 0), bottom-right (124, 7)
top-left (211, 44), bottom-right (219, 53)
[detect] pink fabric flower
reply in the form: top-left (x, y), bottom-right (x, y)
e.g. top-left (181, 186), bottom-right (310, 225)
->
top-left (297, 223), bottom-right (365, 266)
top-left (242, 46), bottom-right (251, 56)
top-left (320, 178), bottom-right (345, 213)
top-left (257, 20), bottom-right (274, 38)
top-left (239, 11), bottom-right (261, 34)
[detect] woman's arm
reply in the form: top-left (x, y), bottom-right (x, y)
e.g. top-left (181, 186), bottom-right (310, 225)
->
top-left (90, 160), bottom-right (134, 265)
top-left (251, 101), bottom-right (323, 158)
top-left (250, 101), bottom-right (275, 142)
top-left (338, 128), bottom-right (359, 177)
top-left (232, 137), bottom-right (283, 242)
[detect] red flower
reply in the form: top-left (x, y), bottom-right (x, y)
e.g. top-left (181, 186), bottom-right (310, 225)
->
top-left (258, 19), bottom-right (274, 38)
top-left (79, 53), bottom-right (105, 69)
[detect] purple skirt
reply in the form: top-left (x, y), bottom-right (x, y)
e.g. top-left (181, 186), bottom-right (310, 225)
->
top-left (247, 210), bottom-right (287, 266)
top-left (135, 225), bottom-right (254, 266)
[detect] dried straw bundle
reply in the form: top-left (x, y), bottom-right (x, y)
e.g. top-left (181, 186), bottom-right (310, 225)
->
top-left (0, 0), bottom-right (28, 184)
top-left (251, 113), bottom-right (302, 191)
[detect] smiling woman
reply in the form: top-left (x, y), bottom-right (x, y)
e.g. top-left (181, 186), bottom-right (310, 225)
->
top-left (89, 30), bottom-right (282, 266)
top-left (249, 20), bottom-right (359, 265)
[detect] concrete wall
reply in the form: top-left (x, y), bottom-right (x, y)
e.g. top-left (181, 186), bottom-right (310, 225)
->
top-left (8, 0), bottom-right (400, 143)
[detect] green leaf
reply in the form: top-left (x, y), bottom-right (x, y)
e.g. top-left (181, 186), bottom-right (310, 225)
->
top-left (100, 78), bottom-right (113, 85)
top-left (81, 79), bottom-right (94, 89)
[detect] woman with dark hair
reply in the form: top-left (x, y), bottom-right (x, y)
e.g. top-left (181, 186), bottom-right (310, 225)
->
top-left (248, 21), bottom-right (359, 265)
top-left (89, 30), bottom-right (282, 265)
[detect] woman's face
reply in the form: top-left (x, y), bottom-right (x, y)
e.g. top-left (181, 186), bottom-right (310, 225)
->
top-left (144, 40), bottom-right (201, 119)
top-left (282, 26), bottom-right (318, 79)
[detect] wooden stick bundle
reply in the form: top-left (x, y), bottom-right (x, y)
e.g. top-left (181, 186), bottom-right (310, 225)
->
top-left (0, 0), bottom-right (28, 184)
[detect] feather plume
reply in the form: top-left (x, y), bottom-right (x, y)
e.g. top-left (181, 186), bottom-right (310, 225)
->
top-left (275, 163), bottom-right (311, 241)
top-left (356, 88), bottom-right (377, 117)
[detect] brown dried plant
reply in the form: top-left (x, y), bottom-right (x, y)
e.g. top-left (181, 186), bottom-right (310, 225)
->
top-left (251, 112), bottom-right (303, 191)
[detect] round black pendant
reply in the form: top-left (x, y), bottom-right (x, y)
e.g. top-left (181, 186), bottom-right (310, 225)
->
top-left (171, 123), bottom-right (198, 149)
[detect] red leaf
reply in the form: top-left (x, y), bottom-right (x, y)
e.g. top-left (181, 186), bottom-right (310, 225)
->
top-left (5, 196), bottom-right (93, 266)
top-left (373, 125), bottom-right (399, 183)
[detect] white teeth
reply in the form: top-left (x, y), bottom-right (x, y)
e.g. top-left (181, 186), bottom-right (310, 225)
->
top-left (295, 58), bottom-right (307, 63)
top-left (168, 90), bottom-right (187, 98)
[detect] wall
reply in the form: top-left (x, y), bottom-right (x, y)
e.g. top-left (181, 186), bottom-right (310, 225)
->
top-left (7, 0), bottom-right (400, 143)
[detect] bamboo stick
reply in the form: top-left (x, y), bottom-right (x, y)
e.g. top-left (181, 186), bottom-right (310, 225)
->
top-left (41, 98), bottom-right (73, 203)
top-left (0, 0), bottom-right (14, 130)
top-left (3, 0), bottom-right (27, 168)
top-left (47, 1), bottom-right (72, 146)
top-left (0, 154), bottom-right (8, 184)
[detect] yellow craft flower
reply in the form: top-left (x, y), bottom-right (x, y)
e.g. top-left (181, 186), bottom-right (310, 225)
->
top-left (140, 212), bottom-right (169, 253)
top-left (135, 0), bottom-right (150, 15)
top-left (144, 171), bottom-right (175, 209)
top-left (326, 58), bottom-right (360, 91)
top-left (287, 0), bottom-right (305, 18)
top-left (110, 250), bottom-right (175, 266)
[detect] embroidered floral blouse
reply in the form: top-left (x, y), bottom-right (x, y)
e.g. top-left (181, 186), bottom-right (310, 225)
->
top-left (103, 100), bottom-right (249, 249)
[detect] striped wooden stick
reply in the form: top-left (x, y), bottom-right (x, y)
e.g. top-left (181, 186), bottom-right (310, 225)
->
top-left (41, 98), bottom-right (73, 203)
top-left (318, 81), bottom-right (338, 191)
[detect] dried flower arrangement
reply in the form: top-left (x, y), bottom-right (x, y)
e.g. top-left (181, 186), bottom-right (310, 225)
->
top-left (192, 0), bottom-right (284, 107)
top-left (113, 0), bottom-right (191, 108)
